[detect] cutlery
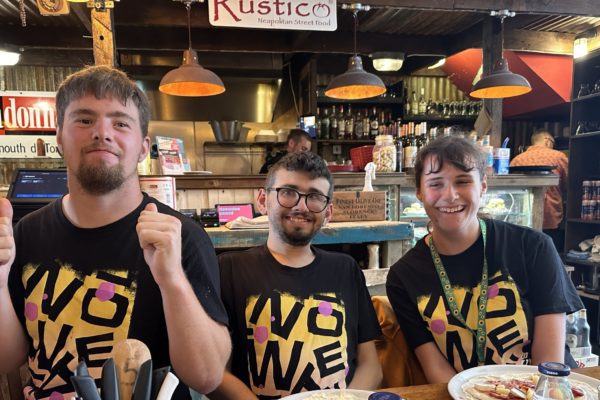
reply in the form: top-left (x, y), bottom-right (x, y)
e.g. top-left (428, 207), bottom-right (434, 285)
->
top-left (132, 359), bottom-right (153, 400)
top-left (110, 339), bottom-right (151, 400)
top-left (70, 375), bottom-right (101, 400)
top-left (155, 372), bottom-right (179, 400)
top-left (101, 358), bottom-right (120, 400)
top-left (151, 367), bottom-right (171, 400)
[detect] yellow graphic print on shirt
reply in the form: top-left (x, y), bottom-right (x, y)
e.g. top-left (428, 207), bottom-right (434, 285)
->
top-left (22, 261), bottom-right (135, 398)
top-left (417, 270), bottom-right (529, 371)
top-left (246, 291), bottom-right (348, 398)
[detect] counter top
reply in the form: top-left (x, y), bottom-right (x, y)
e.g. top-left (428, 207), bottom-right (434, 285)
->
top-left (168, 173), bottom-right (558, 190)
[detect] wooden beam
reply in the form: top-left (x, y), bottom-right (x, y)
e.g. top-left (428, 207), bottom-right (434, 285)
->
top-left (481, 15), bottom-right (503, 148)
top-left (352, 0), bottom-right (600, 17)
top-left (69, 3), bottom-right (92, 34)
top-left (91, 9), bottom-right (116, 66)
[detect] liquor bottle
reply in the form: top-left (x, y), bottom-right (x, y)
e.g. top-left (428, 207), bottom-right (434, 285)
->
top-left (410, 91), bottom-right (418, 116)
top-left (354, 110), bottom-right (363, 140)
top-left (369, 107), bottom-right (379, 139)
top-left (565, 313), bottom-right (578, 352)
top-left (362, 109), bottom-right (370, 139)
top-left (404, 122), bottom-right (418, 172)
top-left (345, 105), bottom-right (354, 139)
top-left (320, 107), bottom-right (330, 139)
top-left (316, 107), bottom-right (322, 135)
top-left (418, 88), bottom-right (427, 115)
top-left (329, 105), bottom-right (338, 139)
top-left (576, 309), bottom-right (591, 357)
top-left (337, 105), bottom-right (346, 139)
top-left (379, 110), bottom-right (386, 135)
top-left (395, 122), bottom-right (403, 172)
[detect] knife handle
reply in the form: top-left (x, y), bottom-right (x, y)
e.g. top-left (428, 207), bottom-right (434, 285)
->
top-left (151, 367), bottom-right (171, 400)
top-left (133, 359), bottom-right (153, 400)
top-left (71, 375), bottom-right (101, 400)
top-left (101, 358), bottom-right (120, 400)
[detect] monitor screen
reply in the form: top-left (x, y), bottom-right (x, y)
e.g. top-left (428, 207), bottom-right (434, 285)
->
top-left (216, 203), bottom-right (254, 224)
top-left (8, 169), bottom-right (68, 203)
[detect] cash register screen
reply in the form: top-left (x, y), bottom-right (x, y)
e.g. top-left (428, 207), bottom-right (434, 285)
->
top-left (216, 203), bottom-right (254, 224)
top-left (8, 169), bottom-right (68, 204)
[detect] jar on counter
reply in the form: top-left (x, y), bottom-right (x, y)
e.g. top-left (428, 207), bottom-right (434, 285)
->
top-left (533, 362), bottom-right (574, 399)
top-left (373, 134), bottom-right (396, 172)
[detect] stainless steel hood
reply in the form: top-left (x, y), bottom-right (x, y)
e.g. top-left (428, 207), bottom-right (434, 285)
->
top-left (140, 78), bottom-right (282, 122)
top-left (122, 52), bottom-right (285, 122)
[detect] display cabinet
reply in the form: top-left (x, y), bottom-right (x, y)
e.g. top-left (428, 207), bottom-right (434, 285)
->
top-left (399, 186), bottom-right (533, 240)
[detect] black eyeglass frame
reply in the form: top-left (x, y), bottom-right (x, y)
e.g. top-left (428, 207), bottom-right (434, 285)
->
top-left (266, 187), bottom-right (331, 213)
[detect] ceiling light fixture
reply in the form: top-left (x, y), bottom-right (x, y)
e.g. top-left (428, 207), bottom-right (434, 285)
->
top-left (159, 0), bottom-right (225, 97)
top-left (0, 48), bottom-right (20, 66)
top-left (324, 4), bottom-right (386, 100)
top-left (470, 10), bottom-right (531, 99)
top-left (371, 52), bottom-right (404, 72)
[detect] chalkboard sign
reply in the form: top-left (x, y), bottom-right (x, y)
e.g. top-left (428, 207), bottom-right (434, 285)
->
top-left (331, 191), bottom-right (386, 222)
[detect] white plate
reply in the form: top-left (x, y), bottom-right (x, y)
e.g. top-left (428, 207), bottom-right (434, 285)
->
top-left (281, 389), bottom-right (374, 400)
top-left (448, 365), bottom-right (600, 399)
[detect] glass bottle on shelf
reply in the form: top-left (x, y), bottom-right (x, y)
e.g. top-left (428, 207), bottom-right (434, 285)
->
top-left (410, 91), bottom-right (418, 116)
top-left (379, 110), bottom-right (386, 135)
top-left (369, 107), bottom-right (379, 139)
top-left (320, 107), bottom-right (330, 139)
top-left (395, 124), bottom-right (403, 172)
top-left (337, 105), bottom-right (345, 139)
top-left (362, 109), bottom-right (370, 139)
top-left (345, 105), bottom-right (354, 139)
top-left (418, 88), bottom-right (427, 115)
top-left (354, 110), bottom-right (363, 140)
top-left (330, 105), bottom-right (338, 139)
top-left (404, 122), bottom-right (418, 172)
top-left (316, 107), bottom-right (322, 135)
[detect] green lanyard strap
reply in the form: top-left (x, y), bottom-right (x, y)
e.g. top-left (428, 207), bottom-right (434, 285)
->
top-left (427, 218), bottom-right (488, 366)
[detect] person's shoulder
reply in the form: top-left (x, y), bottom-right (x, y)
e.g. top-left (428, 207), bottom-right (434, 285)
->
top-left (486, 218), bottom-right (548, 243)
top-left (315, 247), bottom-right (358, 267)
top-left (391, 238), bottom-right (429, 270)
top-left (16, 199), bottom-right (59, 228)
top-left (219, 246), bottom-right (264, 263)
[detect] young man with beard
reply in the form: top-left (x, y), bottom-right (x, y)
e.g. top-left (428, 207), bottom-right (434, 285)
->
top-left (211, 152), bottom-right (382, 399)
top-left (0, 66), bottom-right (230, 399)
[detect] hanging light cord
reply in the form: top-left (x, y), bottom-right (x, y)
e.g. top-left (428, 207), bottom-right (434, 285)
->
top-left (186, 1), bottom-right (193, 50)
top-left (352, 10), bottom-right (358, 56)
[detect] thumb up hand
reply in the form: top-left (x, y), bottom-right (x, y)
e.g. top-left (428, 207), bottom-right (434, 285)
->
top-left (0, 198), bottom-right (15, 289)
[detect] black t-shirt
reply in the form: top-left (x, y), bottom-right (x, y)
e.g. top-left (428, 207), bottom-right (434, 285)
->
top-left (8, 193), bottom-right (228, 399)
top-left (219, 245), bottom-right (381, 399)
top-left (386, 219), bottom-right (582, 372)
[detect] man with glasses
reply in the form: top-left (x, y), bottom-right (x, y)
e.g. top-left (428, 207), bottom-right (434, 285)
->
top-left (211, 152), bottom-right (382, 399)
top-left (510, 129), bottom-right (568, 250)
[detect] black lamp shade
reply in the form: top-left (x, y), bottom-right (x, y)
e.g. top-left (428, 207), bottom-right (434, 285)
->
top-left (470, 58), bottom-right (531, 99)
top-left (324, 56), bottom-right (386, 100)
top-left (159, 49), bottom-right (225, 97)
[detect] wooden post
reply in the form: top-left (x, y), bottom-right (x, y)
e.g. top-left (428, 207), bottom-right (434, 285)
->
top-left (481, 15), bottom-right (503, 148)
top-left (91, 8), bottom-right (116, 66)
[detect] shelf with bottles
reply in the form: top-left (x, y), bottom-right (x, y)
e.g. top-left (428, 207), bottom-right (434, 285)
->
top-left (403, 87), bottom-right (482, 121)
top-left (316, 96), bottom-right (403, 105)
top-left (317, 139), bottom-right (374, 145)
top-left (402, 115), bottom-right (477, 123)
top-left (316, 104), bottom-right (400, 142)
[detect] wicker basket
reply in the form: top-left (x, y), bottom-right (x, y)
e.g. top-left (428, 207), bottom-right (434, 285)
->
top-left (350, 145), bottom-right (374, 170)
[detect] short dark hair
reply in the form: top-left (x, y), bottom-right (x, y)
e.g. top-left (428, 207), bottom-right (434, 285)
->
top-left (287, 129), bottom-right (312, 144)
top-left (56, 65), bottom-right (151, 136)
top-left (414, 136), bottom-right (485, 188)
top-left (531, 130), bottom-right (553, 145)
top-left (265, 151), bottom-right (333, 197)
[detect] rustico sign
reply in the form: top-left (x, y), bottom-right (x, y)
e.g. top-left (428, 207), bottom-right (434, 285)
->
top-left (208, 0), bottom-right (337, 31)
top-left (0, 91), bottom-right (57, 134)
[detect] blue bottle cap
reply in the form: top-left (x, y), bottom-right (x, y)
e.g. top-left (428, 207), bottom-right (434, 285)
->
top-left (538, 362), bottom-right (571, 377)
top-left (368, 392), bottom-right (403, 400)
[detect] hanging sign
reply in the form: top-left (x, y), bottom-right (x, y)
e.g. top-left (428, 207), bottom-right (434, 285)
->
top-left (0, 91), bottom-right (57, 134)
top-left (208, 0), bottom-right (337, 31)
top-left (0, 135), bottom-right (61, 159)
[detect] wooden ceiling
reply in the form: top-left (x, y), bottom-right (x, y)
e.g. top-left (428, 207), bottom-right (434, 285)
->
top-left (2, 0), bottom-right (600, 76)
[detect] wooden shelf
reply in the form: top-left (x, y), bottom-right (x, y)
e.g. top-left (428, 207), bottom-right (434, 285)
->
top-left (317, 139), bottom-right (374, 145)
top-left (572, 92), bottom-right (600, 103)
top-left (571, 131), bottom-right (600, 140)
top-left (565, 257), bottom-right (600, 268)
top-left (577, 289), bottom-right (600, 301)
top-left (568, 218), bottom-right (600, 225)
top-left (402, 115), bottom-right (476, 122)
top-left (317, 96), bottom-right (403, 104)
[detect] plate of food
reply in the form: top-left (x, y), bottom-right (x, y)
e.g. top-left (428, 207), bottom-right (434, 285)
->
top-left (448, 365), bottom-right (599, 399)
top-left (281, 389), bottom-right (374, 400)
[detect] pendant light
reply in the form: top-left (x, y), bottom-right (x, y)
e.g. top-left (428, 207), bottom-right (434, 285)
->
top-left (324, 6), bottom-right (386, 100)
top-left (470, 10), bottom-right (531, 99)
top-left (159, 0), bottom-right (225, 97)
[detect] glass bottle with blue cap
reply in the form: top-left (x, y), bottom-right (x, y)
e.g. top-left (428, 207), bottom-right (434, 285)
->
top-left (533, 362), bottom-right (574, 399)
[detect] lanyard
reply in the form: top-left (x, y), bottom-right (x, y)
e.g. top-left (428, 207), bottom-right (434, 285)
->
top-left (427, 218), bottom-right (488, 366)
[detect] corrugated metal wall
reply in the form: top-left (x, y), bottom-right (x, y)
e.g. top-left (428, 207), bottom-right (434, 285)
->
top-left (0, 66), bottom-right (79, 92)
top-left (404, 75), bottom-right (467, 102)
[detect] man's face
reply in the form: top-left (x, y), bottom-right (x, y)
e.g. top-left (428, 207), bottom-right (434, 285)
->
top-left (258, 169), bottom-right (332, 246)
top-left (288, 137), bottom-right (312, 153)
top-left (56, 95), bottom-right (150, 194)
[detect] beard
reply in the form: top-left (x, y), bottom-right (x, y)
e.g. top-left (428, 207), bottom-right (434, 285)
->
top-left (274, 211), bottom-right (323, 246)
top-left (75, 162), bottom-right (126, 194)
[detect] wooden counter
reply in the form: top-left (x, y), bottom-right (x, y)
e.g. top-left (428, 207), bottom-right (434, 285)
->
top-left (206, 221), bottom-right (413, 286)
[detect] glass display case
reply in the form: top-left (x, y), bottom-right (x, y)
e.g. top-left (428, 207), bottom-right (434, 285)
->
top-left (400, 187), bottom-right (534, 240)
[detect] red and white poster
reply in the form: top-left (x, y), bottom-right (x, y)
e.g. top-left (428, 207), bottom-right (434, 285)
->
top-left (208, 0), bottom-right (337, 31)
top-left (0, 91), bottom-right (57, 134)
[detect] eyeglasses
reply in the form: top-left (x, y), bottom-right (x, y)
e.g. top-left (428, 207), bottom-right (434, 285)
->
top-left (267, 187), bottom-right (330, 213)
